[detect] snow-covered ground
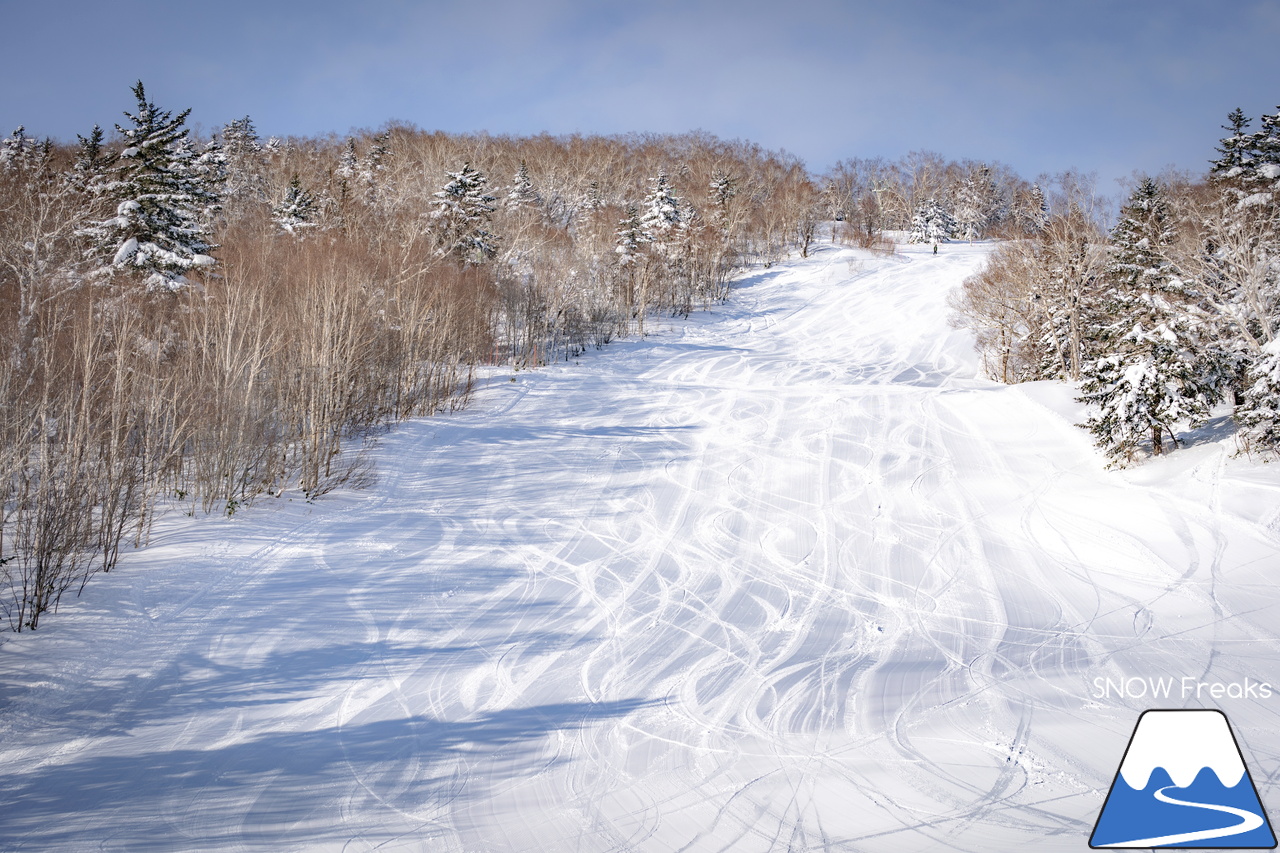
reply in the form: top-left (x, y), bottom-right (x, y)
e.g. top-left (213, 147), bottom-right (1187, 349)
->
top-left (3, 239), bottom-right (1280, 852)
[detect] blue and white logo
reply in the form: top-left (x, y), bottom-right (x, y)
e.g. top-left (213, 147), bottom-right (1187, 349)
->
top-left (1091, 709), bottom-right (1276, 848)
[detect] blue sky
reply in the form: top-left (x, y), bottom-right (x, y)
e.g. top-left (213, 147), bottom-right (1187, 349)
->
top-left (3, 0), bottom-right (1278, 191)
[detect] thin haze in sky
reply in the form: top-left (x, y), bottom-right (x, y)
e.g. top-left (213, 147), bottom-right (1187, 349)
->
top-left (2, 0), bottom-right (1278, 190)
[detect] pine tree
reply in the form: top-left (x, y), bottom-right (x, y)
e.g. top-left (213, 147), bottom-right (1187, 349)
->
top-left (358, 132), bottom-right (390, 206)
top-left (1078, 179), bottom-right (1215, 461)
top-left (1209, 106), bottom-right (1280, 213)
top-left (222, 116), bottom-right (261, 159)
top-left (1022, 184), bottom-right (1050, 234)
top-left (614, 203), bottom-right (649, 267)
top-left (431, 162), bottom-right (498, 265)
top-left (69, 125), bottom-right (106, 190)
top-left (80, 81), bottom-right (219, 291)
top-left (908, 198), bottom-right (955, 244)
top-left (189, 137), bottom-right (227, 226)
top-left (709, 171), bottom-right (737, 232)
top-left (1236, 338), bottom-right (1280, 453)
top-left (219, 115), bottom-right (267, 216)
top-left (1208, 108), bottom-right (1257, 198)
top-left (582, 179), bottom-right (606, 212)
top-left (272, 175), bottom-right (318, 235)
top-left (0, 126), bottom-right (37, 171)
top-left (952, 165), bottom-right (996, 241)
top-left (640, 172), bottom-right (683, 248)
top-left (336, 138), bottom-right (359, 180)
top-left (1257, 107), bottom-right (1280, 171)
top-left (505, 160), bottom-right (541, 210)
top-left (1249, 106), bottom-right (1280, 214)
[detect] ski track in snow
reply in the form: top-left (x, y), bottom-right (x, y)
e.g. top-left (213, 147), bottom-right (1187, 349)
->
top-left (3, 240), bottom-right (1280, 851)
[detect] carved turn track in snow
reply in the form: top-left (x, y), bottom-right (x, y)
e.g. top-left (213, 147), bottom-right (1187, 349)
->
top-left (3, 240), bottom-right (1280, 851)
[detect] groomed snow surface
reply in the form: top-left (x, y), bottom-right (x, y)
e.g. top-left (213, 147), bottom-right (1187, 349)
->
top-left (3, 239), bottom-right (1280, 851)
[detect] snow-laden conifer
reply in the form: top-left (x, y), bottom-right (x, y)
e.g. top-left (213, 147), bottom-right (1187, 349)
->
top-left (908, 198), bottom-right (955, 244)
top-left (358, 132), bottom-right (390, 206)
top-left (190, 137), bottom-right (228, 225)
top-left (640, 172), bottom-right (683, 248)
top-left (1210, 106), bottom-right (1280, 213)
top-left (615, 203), bottom-right (649, 267)
top-left (1237, 338), bottom-right (1280, 453)
top-left (505, 160), bottom-right (541, 210)
top-left (1019, 184), bottom-right (1050, 234)
top-left (69, 125), bottom-right (106, 191)
top-left (1, 126), bottom-right (39, 171)
top-left (1079, 179), bottom-right (1216, 460)
top-left (336, 138), bottom-right (359, 181)
top-left (581, 179), bottom-right (606, 212)
top-left (1209, 108), bottom-right (1257, 197)
top-left (80, 81), bottom-right (219, 291)
top-left (219, 115), bottom-right (267, 216)
top-left (952, 165), bottom-right (996, 241)
top-left (272, 175), bottom-right (318, 235)
top-left (431, 162), bottom-right (498, 265)
top-left (709, 171), bottom-right (737, 231)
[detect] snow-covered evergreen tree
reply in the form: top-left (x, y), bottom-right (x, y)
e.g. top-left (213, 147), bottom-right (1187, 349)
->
top-left (908, 198), bottom-right (955, 244)
top-left (1236, 338), bottom-right (1280, 453)
top-left (640, 172), bottom-right (683, 248)
top-left (505, 160), bottom-right (541, 210)
top-left (1246, 106), bottom-right (1280, 219)
top-left (709, 171), bottom-right (737, 231)
top-left (222, 116), bottom-right (261, 159)
top-left (363, 133), bottom-right (389, 178)
top-left (1019, 184), bottom-right (1050, 234)
top-left (615, 203), bottom-right (649, 267)
top-left (272, 175), bottom-right (318, 235)
top-left (0, 126), bottom-right (39, 171)
top-left (358, 132), bottom-right (390, 205)
top-left (1078, 179), bottom-right (1215, 460)
top-left (952, 165), bottom-right (996, 241)
top-left (191, 137), bottom-right (228, 226)
top-left (1209, 106), bottom-right (1280, 213)
top-left (70, 125), bottom-right (106, 187)
top-left (431, 162), bottom-right (498, 265)
top-left (1209, 108), bottom-right (1257, 196)
top-left (80, 81), bottom-right (219, 291)
top-left (1201, 108), bottom-right (1280, 394)
top-left (219, 115), bottom-right (267, 216)
top-left (582, 179), bottom-right (606, 212)
top-left (336, 138), bottom-right (359, 181)
top-left (1256, 106), bottom-right (1280, 173)
top-left (1109, 179), bottom-right (1173, 297)
top-left (1078, 325), bottom-right (1207, 461)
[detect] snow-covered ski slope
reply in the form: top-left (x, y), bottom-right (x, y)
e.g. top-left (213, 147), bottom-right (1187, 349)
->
top-left (4, 239), bottom-right (1280, 852)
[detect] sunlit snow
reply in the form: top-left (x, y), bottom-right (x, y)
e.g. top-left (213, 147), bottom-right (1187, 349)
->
top-left (2, 239), bottom-right (1279, 851)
